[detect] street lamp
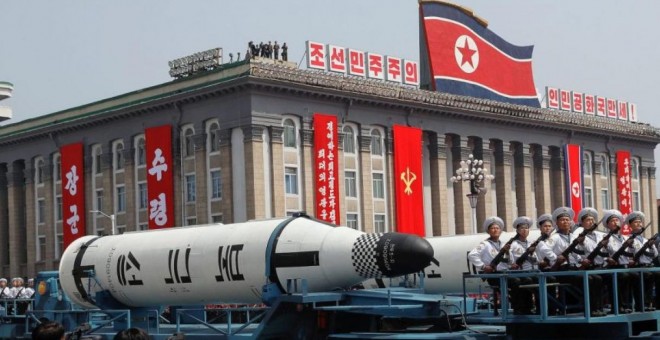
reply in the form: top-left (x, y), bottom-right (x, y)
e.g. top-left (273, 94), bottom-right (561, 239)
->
top-left (90, 210), bottom-right (116, 235)
top-left (450, 154), bottom-right (495, 234)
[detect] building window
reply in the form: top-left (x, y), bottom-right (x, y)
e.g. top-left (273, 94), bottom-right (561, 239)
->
top-left (370, 129), bottom-right (382, 156)
top-left (186, 217), bottom-right (197, 226)
top-left (345, 171), bottom-right (357, 197)
top-left (212, 214), bottom-right (224, 223)
top-left (116, 186), bottom-right (126, 212)
top-left (37, 199), bottom-right (46, 224)
top-left (93, 146), bottom-right (102, 175)
top-left (283, 119), bottom-right (296, 148)
top-left (184, 128), bottom-right (195, 157)
top-left (186, 174), bottom-right (196, 202)
top-left (599, 155), bottom-right (609, 177)
top-left (285, 167), bottom-right (298, 194)
top-left (632, 191), bottom-right (640, 211)
top-left (374, 214), bottom-right (386, 233)
top-left (114, 142), bottom-right (124, 170)
top-left (138, 183), bottom-right (147, 209)
top-left (372, 173), bottom-right (384, 199)
top-left (53, 154), bottom-right (61, 182)
top-left (211, 170), bottom-right (222, 199)
top-left (116, 226), bottom-right (126, 235)
top-left (136, 137), bottom-right (146, 167)
top-left (583, 152), bottom-right (592, 176)
top-left (35, 158), bottom-right (44, 184)
top-left (55, 196), bottom-right (63, 221)
top-left (138, 223), bottom-right (148, 231)
top-left (601, 189), bottom-right (610, 209)
top-left (347, 214), bottom-right (358, 229)
top-left (95, 189), bottom-right (103, 210)
top-left (208, 122), bottom-right (220, 152)
top-left (343, 126), bottom-right (355, 153)
top-left (584, 187), bottom-right (593, 208)
top-left (55, 232), bottom-right (63, 258)
top-left (37, 236), bottom-right (46, 261)
top-left (631, 158), bottom-right (639, 180)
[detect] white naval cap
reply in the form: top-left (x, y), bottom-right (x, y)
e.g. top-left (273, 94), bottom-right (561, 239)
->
top-left (602, 209), bottom-right (623, 225)
top-left (552, 207), bottom-right (574, 223)
top-left (482, 216), bottom-right (505, 232)
top-left (577, 207), bottom-right (599, 226)
top-left (513, 216), bottom-right (533, 229)
top-left (537, 213), bottom-right (553, 227)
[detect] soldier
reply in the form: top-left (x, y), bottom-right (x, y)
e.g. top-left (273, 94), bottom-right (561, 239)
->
top-left (468, 216), bottom-right (508, 315)
top-left (573, 207), bottom-right (606, 314)
top-left (508, 216), bottom-right (536, 314)
top-left (627, 211), bottom-right (659, 311)
top-left (604, 209), bottom-right (633, 313)
top-left (0, 278), bottom-right (10, 299)
top-left (537, 207), bottom-right (604, 316)
top-left (274, 41), bottom-right (280, 60)
top-left (25, 279), bottom-right (35, 299)
top-left (281, 42), bottom-right (288, 61)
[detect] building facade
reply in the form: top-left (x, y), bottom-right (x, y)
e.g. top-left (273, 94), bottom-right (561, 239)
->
top-left (0, 59), bottom-right (658, 278)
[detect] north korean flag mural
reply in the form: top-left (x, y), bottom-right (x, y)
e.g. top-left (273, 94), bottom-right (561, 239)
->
top-left (420, 1), bottom-right (540, 107)
top-left (145, 125), bottom-right (175, 229)
top-left (563, 144), bottom-right (583, 220)
top-left (393, 125), bottom-right (425, 236)
top-left (60, 142), bottom-right (86, 249)
top-left (616, 150), bottom-right (632, 235)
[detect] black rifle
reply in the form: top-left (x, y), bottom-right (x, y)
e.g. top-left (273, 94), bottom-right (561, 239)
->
top-left (489, 233), bottom-right (520, 270)
top-left (515, 233), bottom-right (549, 267)
top-left (611, 222), bottom-right (652, 262)
top-left (632, 232), bottom-right (660, 263)
top-left (549, 226), bottom-right (597, 271)
top-left (579, 225), bottom-right (620, 269)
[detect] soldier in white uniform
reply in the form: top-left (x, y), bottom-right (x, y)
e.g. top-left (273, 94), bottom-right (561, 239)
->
top-left (0, 278), bottom-right (10, 299)
top-left (572, 207), bottom-right (605, 314)
top-left (468, 216), bottom-right (508, 315)
top-left (603, 209), bottom-right (633, 313)
top-left (24, 279), bottom-right (35, 299)
top-left (627, 211), bottom-right (659, 311)
top-left (508, 216), bottom-right (536, 314)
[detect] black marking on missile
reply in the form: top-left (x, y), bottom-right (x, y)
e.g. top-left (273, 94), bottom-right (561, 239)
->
top-left (215, 244), bottom-right (245, 282)
top-left (352, 233), bottom-right (384, 278)
top-left (266, 216), bottom-right (303, 294)
top-left (165, 247), bottom-right (192, 284)
top-left (117, 252), bottom-right (144, 286)
top-left (375, 278), bottom-right (386, 288)
top-left (71, 236), bottom-right (101, 306)
top-left (273, 251), bottom-right (320, 267)
top-left (427, 257), bottom-right (441, 279)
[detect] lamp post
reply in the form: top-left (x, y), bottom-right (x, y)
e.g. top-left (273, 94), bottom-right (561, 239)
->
top-left (450, 154), bottom-right (494, 234)
top-left (91, 210), bottom-right (116, 235)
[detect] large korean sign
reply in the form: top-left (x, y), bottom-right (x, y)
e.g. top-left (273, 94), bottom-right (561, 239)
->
top-left (616, 150), bottom-right (632, 235)
top-left (145, 125), bottom-right (175, 229)
top-left (313, 113), bottom-right (339, 225)
top-left (306, 40), bottom-right (419, 87)
top-left (60, 142), bottom-right (86, 249)
top-left (545, 86), bottom-right (637, 122)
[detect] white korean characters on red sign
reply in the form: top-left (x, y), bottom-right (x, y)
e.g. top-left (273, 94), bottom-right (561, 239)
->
top-left (305, 40), bottom-right (419, 87)
top-left (596, 97), bottom-right (606, 117)
top-left (313, 113), bottom-right (339, 225)
top-left (606, 98), bottom-right (618, 118)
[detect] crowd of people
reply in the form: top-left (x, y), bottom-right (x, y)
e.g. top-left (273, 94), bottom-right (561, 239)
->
top-left (0, 277), bottom-right (35, 300)
top-left (31, 321), bottom-right (153, 340)
top-left (468, 207), bottom-right (660, 317)
top-left (246, 41), bottom-right (288, 61)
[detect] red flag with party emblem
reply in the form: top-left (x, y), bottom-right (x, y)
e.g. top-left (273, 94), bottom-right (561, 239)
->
top-left (393, 125), bottom-right (424, 236)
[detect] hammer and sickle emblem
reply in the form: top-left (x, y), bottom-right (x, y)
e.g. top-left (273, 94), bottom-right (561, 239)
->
top-left (400, 167), bottom-right (417, 195)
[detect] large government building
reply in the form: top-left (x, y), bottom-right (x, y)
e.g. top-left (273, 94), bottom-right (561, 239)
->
top-left (1, 55), bottom-right (659, 278)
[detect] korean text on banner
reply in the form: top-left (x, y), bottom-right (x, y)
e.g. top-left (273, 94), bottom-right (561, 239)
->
top-left (60, 142), bottom-right (86, 249)
top-left (564, 144), bottom-right (583, 221)
top-left (145, 125), bottom-right (175, 229)
top-left (420, 1), bottom-right (539, 107)
top-left (617, 150), bottom-right (632, 235)
top-left (393, 125), bottom-right (424, 236)
top-left (313, 113), bottom-right (339, 225)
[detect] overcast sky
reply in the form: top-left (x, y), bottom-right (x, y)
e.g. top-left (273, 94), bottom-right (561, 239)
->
top-left (2, 1), bottom-right (660, 192)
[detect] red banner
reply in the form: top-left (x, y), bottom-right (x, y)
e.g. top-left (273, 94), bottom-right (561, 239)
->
top-left (313, 113), bottom-right (339, 225)
top-left (60, 142), bottom-right (86, 249)
top-left (146, 125), bottom-right (174, 229)
top-left (563, 144), bottom-right (583, 221)
top-left (617, 150), bottom-right (632, 235)
top-left (393, 125), bottom-right (424, 236)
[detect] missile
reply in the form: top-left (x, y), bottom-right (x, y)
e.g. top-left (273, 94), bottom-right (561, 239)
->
top-left (59, 215), bottom-right (434, 309)
top-left (362, 230), bottom-right (541, 294)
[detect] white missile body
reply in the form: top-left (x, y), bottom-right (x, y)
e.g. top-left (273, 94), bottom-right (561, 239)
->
top-left (362, 230), bottom-right (541, 294)
top-left (59, 216), bottom-right (434, 309)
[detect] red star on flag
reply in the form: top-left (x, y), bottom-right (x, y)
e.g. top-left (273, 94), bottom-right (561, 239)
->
top-left (456, 40), bottom-right (477, 68)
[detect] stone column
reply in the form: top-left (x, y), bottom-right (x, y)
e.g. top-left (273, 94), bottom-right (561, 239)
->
top-left (514, 143), bottom-right (535, 218)
top-left (549, 147), bottom-right (564, 209)
top-left (100, 145), bottom-right (114, 234)
top-left (610, 156), bottom-right (619, 211)
top-left (301, 126), bottom-right (314, 216)
top-left (648, 166), bottom-right (657, 232)
top-left (384, 131), bottom-right (395, 232)
top-left (451, 137), bottom-right (470, 234)
top-left (0, 164), bottom-right (9, 273)
top-left (494, 142), bottom-right (515, 231)
top-left (270, 126), bottom-right (285, 218)
top-left (481, 140), bottom-right (494, 224)
top-left (428, 135), bottom-right (448, 236)
top-left (172, 130), bottom-right (183, 227)
top-left (8, 160), bottom-right (26, 278)
top-left (24, 165), bottom-right (37, 277)
top-left (218, 129), bottom-right (234, 223)
top-left (192, 131), bottom-right (209, 224)
top-left (243, 126), bottom-right (265, 220)
top-left (359, 129), bottom-right (374, 233)
top-left (42, 158), bottom-right (55, 270)
top-left (123, 147), bottom-right (137, 231)
top-left (471, 138), bottom-right (486, 230)
top-left (534, 145), bottom-right (552, 215)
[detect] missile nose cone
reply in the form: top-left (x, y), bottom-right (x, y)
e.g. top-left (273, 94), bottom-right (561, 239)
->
top-left (352, 233), bottom-right (434, 278)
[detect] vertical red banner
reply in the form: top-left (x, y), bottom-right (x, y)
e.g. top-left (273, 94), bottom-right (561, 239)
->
top-left (617, 150), bottom-right (632, 235)
top-left (393, 125), bottom-right (424, 236)
top-left (313, 113), bottom-right (339, 225)
top-left (145, 125), bottom-right (175, 229)
top-left (563, 144), bottom-right (583, 221)
top-left (60, 142), bottom-right (86, 249)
